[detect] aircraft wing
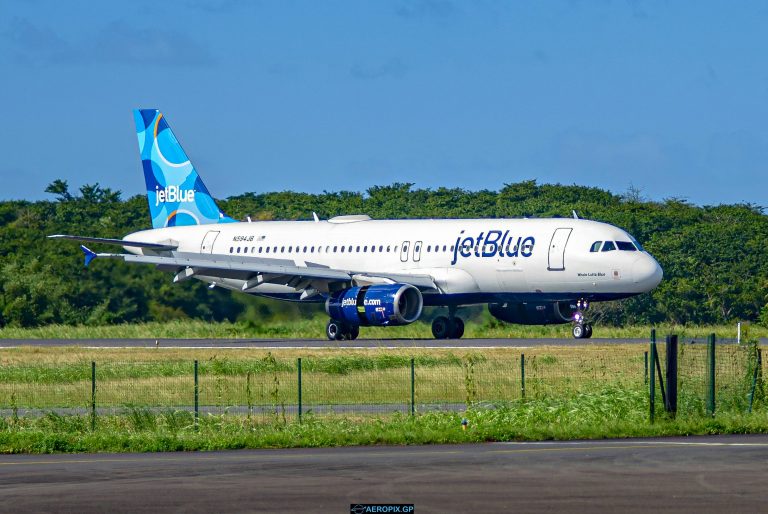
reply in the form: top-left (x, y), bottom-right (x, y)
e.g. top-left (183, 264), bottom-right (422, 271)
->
top-left (81, 248), bottom-right (439, 293)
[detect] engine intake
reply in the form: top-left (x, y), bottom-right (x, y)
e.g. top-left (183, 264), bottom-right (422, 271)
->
top-left (326, 284), bottom-right (423, 326)
top-left (488, 301), bottom-right (576, 325)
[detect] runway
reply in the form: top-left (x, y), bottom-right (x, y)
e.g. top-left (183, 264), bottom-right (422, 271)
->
top-left (1, 336), bottom-right (751, 349)
top-left (1, 435), bottom-right (767, 513)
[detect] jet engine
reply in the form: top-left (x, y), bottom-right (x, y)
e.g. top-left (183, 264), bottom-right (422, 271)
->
top-left (326, 284), bottom-right (423, 326)
top-left (488, 301), bottom-right (577, 325)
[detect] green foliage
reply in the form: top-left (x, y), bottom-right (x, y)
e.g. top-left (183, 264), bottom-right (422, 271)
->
top-left (1, 396), bottom-right (767, 454)
top-left (0, 180), bottom-right (766, 327)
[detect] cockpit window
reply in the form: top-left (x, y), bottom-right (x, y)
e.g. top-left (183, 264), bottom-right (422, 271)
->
top-left (631, 237), bottom-right (644, 251)
top-left (616, 241), bottom-right (637, 251)
top-left (590, 241), bottom-right (602, 252)
top-left (602, 241), bottom-right (616, 252)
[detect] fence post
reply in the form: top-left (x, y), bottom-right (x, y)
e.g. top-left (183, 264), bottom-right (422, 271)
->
top-left (649, 337), bottom-right (655, 424)
top-left (298, 358), bottom-right (302, 423)
top-left (666, 335), bottom-right (678, 416)
top-left (91, 361), bottom-right (96, 431)
top-left (707, 333), bottom-right (716, 416)
top-left (748, 349), bottom-right (762, 413)
top-left (521, 354), bottom-right (526, 399)
top-left (410, 358), bottom-right (415, 416)
top-left (644, 351), bottom-right (648, 385)
top-left (194, 360), bottom-right (199, 431)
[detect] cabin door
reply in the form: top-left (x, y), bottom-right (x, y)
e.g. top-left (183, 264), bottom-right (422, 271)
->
top-left (547, 228), bottom-right (572, 271)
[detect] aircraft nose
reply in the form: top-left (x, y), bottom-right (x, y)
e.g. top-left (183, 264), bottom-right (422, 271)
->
top-left (632, 254), bottom-right (663, 289)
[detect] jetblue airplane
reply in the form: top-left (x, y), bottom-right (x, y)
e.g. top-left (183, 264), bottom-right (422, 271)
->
top-left (51, 109), bottom-right (663, 340)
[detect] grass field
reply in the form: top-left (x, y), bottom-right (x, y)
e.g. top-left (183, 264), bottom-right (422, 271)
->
top-left (0, 319), bottom-right (764, 340)
top-left (0, 343), bottom-right (764, 453)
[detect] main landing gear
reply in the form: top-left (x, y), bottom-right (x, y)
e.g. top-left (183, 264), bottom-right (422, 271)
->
top-left (431, 307), bottom-right (465, 339)
top-left (326, 320), bottom-right (359, 341)
top-left (571, 298), bottom-right (593, 339)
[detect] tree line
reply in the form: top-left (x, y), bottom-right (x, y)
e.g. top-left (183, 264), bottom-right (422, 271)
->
top-left (0, 180), bottom-right (766, 328)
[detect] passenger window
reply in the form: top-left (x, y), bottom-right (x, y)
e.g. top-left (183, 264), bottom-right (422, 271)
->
top-left (243, 247), bottom-right (248, 254)
top-left (379, 245), bottom-right (383, 252)
top-left (266, 247), bottom-right (270, 253)
top-left (364, 246), bottom-right (368, 252)
top-left (259, 247), bottom-right (263, 253)
top-left (356, 246), bottom-right (360, 252)
top-left (281, 246), bottom-right (285, 253)
top-left (237, 247), bottom-right (241, 253)
top-left (371, 246), bottom-right (376, 253)
top-left (311, 246), bottom-right (315, 253)
top-left (616, 241), bottom-right (637, 251)
top-left (387, 246), bottom-right (391, 252)
top-left (602, 241), bottom-right (616, 252)
top-left (273, 246), bottom-right (277, 253)
top-left (229, 247), bottom-right (233, 253)
top-left (341, 246), bottom-right (345, 253)
top-left (590, 241), bottom-right (602, 253)
top-left (288, 246), bottom-right (292, 253)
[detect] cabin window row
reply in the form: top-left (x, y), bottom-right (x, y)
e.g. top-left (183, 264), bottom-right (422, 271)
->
top-left (227, 244), bottom-right (462, 255)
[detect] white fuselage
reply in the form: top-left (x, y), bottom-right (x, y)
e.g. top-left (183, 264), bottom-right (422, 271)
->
top-left (123, 216), bottom-right (662, 306)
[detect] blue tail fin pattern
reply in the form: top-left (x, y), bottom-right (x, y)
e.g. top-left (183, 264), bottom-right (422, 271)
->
top-left (133, 109), bottom-right (236, 229)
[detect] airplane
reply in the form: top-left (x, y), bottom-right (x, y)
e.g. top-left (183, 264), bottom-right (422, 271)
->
top-left (50, 109), bottom-right (663, 340)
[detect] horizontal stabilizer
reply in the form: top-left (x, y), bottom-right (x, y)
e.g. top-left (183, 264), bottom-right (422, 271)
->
top-left (80, 245), bottom-right (98, 267)
top-left (48, 235), bottom-right (178, 250)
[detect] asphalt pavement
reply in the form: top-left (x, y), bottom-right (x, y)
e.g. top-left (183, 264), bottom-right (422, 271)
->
top-left (1, 435), bottom-right (767, 513)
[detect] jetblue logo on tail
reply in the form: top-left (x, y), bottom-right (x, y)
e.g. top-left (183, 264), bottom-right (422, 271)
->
top-left (155, 185), bottom-right (196, 206)
top-left (134, 109), bottom-right (236, 229)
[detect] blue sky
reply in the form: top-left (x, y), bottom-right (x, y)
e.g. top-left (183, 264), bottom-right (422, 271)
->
top-left (1, 0), bottom-right (767, 206)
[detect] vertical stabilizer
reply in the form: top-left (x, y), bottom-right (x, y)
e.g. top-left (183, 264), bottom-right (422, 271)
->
top-left (133, 109), bottom-right (236, 228)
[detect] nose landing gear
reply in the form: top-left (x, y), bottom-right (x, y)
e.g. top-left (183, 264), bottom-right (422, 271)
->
top-left (571, 299), bottom-right (593, 339)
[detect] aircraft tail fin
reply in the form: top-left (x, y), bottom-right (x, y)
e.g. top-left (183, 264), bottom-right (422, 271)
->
top-left (133, 109), bottom-right (236, 229)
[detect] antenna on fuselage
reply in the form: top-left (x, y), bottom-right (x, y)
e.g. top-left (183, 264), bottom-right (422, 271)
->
top-left (312, 212), bottom-right (320, 223)
top-left (572, 210), bottom-right (579, 219)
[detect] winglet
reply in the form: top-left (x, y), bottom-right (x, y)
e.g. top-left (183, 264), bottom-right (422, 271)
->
top-left (80, 245), bottom-right (98, 267)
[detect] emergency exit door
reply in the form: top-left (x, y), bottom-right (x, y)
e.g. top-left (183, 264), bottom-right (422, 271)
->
top-left (201, 231), bottom-right (220, 254)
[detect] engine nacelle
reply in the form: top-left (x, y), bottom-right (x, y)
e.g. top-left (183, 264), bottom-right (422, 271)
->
top-left (326, 284), bottom-right (423, 327)
top-left (488, 301), bottom-right (577, 325)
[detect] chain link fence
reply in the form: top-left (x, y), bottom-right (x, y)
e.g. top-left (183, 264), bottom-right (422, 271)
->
top-left (0, 342), bottom-right (764, 423)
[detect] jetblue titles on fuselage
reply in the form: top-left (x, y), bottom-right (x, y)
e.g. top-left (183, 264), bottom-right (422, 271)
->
top-left (451, 229), bottom-right (536, 265)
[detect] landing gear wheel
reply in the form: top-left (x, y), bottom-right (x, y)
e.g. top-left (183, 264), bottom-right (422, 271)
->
top-left (326, 320), bottom-right (345, 341)
top-left (584, 324), bottom-right (593, 339)
top-left (451, 318), bottom-right (465, 339)
top-left (432, 316), bottom-right (451, 339)
top-left (346, 325), bottom-right (360, 341)
top-left (572, 323), bottom-right (586, 339)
